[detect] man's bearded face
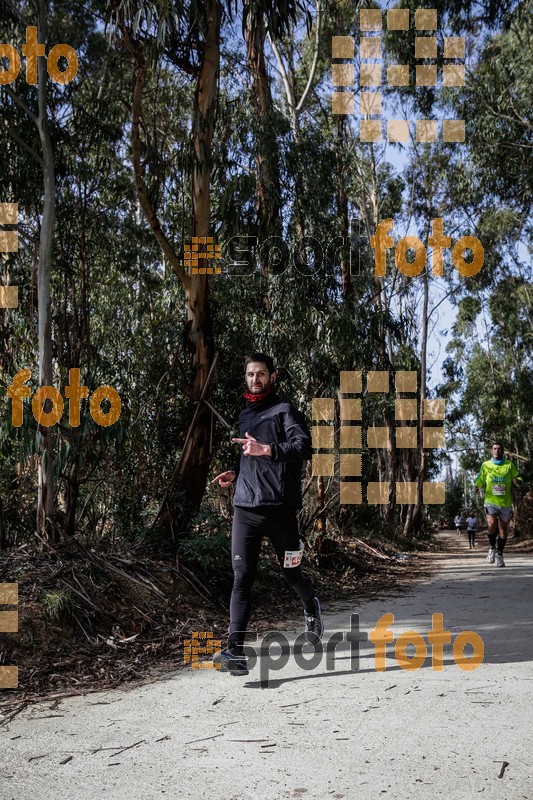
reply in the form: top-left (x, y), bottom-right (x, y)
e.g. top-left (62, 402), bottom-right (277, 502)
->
top-left (245, 362), bottom-right (275, 393)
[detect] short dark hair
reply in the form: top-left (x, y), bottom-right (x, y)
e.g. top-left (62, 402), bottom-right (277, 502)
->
top-left (244, 352), bottom-right (275, 375)
top-left (492, 440), bottom-right (504, 448)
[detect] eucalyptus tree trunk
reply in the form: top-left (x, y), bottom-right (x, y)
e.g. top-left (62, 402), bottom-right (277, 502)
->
top-left (245, 14), bottom-right (282, 314)
top-left (36, 0), bottom-right (57, 543)
top-left (120, 2), bottom-right (220, 547)
top-left (404, 265), bottom-right (429, 536)
top-left (267, 4), bottom-right (325, 533)
top-left (245, 15), bottom-right (282, 256)
top-left (335, 116), bottom-right (350, 297)
top-left (169, 0), bottom-right (219, 523)
top-left (267, 0), bottom-right (321, 261)
top-left (403, 215), bottom-right (430, 537)
top-left (367, 148), bottom-right (395, 521)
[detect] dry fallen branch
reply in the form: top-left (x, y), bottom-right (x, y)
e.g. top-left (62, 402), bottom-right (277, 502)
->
top-left (110, 740), bottom-right (146, 757)
top-left (498, 761), bottom-right (509, 778)
top-left (184, 733), bottom-right (224, 745)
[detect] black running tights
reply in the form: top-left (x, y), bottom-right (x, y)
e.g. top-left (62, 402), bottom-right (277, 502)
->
top-left (228, 506), bottom-right (315, 649)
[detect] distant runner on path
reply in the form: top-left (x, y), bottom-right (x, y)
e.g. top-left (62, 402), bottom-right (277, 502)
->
top-left (474, 441), bottom-right (523, 567)
top-left (211, 353), bottom-right (323, 675)
top-left (454, 514), bottom-right (464, 538)
top-left (466, 514), bottom-right (477, 549)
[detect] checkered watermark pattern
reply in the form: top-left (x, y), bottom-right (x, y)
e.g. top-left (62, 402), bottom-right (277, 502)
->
top-left (0, 203), bottom-right (19, 309)
top-left (312, 371), bottom-right (445, 504)
top-left (332, 8), bottom-right (465, 143)
top-left (0, 583), bottom-right (19, 689)
top-left (183, 236), bottom-right (222, 275)
top-left (184, 631), bottom-right (223, 669)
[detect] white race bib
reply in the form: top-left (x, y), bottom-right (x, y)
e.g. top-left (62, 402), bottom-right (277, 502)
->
top-left (284, 541), bottom-right (304, 568)
top-left (492, 482), bottom-right (506, 496)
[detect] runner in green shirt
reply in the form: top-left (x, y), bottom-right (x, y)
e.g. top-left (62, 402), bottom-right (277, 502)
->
top-left (473, 441), bottom-right (523, 567)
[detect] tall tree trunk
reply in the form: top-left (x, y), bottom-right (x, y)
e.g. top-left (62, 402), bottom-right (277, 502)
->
top-left (267, 9), bottom-right (323, 530)
top-left (367, 148), bottom-right (395, 521)
top-left (245, 16), bottom-right (281, 252)
top-left (335, 116), bottom-right (350, 297)
top-left (170, 0), bottom-right (219, 521)
top-left (36, 0), bottom-right (57, 543)
top-left (414, 267), bottom-right (429, 532)
top-left (245, 14), bottom-right (282, 311)
top-left (61, 183), bottom-right (89, 538)
top-left (119, 3), bottom-right (220, 548)
top-left (404, 266), bottom-right (429, 536)
top-left (267, 2), bottom-right (321, 269)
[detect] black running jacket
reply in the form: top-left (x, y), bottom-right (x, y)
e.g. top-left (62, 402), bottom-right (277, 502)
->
top-left (232, 394), bottom-right (312, 508)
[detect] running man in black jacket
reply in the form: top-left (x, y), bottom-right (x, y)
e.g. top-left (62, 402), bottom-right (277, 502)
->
top-left (212, 353), bottom-right (323, 675)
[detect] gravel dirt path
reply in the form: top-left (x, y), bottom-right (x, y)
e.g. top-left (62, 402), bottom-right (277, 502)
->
top-left (1, 532), bottom-right (532, 800)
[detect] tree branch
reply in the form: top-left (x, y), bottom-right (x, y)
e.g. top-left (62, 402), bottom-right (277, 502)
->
top-left (118, 16), bottom-right (189, 289)
top-left (2, 120), bottom-right (44, 167)
top-left (267, 30), bottom-right (295, 117)
top-left (3, 86), bottom-right (39, 128)
top-left (296, 0), bottom-right (321, 113)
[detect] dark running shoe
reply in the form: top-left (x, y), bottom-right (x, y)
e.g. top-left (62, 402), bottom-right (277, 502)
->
top-left (212, 648), bottom-right (249, 676)
top-left (304, 597), bottom-right (324, 644)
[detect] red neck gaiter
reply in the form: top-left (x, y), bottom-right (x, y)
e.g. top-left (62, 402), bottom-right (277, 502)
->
top-left (244, 384), bottom-right (275, 403)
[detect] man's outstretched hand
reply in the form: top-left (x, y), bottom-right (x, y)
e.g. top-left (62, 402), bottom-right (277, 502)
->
top-left (231, 432), bottom-right (271, 457)
top-left (211, 470), bottom-right (236, 488)
top-left (212, 433), bottom-right (271, 487)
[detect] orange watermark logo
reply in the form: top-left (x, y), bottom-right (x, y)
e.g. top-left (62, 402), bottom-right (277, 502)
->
top-left (370, 613), bottom-right (483, 672)
top-left (184, 631), bottom-right (223, 668)
top-left (0, 26), bottom-right (78, 86)
top-left (332, 8), bottom-right (465, 144)
top-left (183, 237), bottom-right (222, 275)
top-left (312, 370), bottom-right (446, 505)
top-left (7, 369), bottom-right (121, 427)
top-left (0, 203), bottom-right (19, 309)
top-left (0, 583), bottom-right (19, 689)
top-left (371, 219), bottom-right (484, 278)
top-left (186, 613), bottom-right (484, 686)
